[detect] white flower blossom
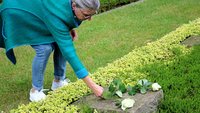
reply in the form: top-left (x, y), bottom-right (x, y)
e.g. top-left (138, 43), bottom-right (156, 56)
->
top-left (152, 83), bottom-right (161, 91)
top-left (121, 98), bottom-right (135, 111)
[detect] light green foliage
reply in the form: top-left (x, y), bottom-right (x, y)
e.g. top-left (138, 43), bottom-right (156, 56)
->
top-left (11, 18), bottom-right (200, 112)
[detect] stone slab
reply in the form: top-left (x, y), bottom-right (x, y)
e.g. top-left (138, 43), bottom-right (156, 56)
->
top-left (75, 90), bottom-right (163, 113)
top-left (181, 35), bottom-right (200, 47)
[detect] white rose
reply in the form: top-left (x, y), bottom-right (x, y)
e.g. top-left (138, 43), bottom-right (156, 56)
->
top-left (152, 83), bottom-right (161, 91)
top-left (121, 98), bottom-right (135, 111)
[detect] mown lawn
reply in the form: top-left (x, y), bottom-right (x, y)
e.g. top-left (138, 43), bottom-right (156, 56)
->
top-left (0, 0), bottom-right (200, 112)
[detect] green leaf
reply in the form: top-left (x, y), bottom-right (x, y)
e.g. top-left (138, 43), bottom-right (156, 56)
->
top-left (134, 85), bottom-right (140, 90)
top-left (119, 83), bottom-right (127, 93)
top-left (116, 90), bottom-right (123, 98)
top-left (102, 90), bottom-right (113, 100)
top-left (127, 85), bottom-right (132, 91)
top-left (140, 87), bottom-right (147, 94)
top-left (113, 79), bottom-right (121, 86)
top-left (145, 81), bottom-right (152, 87)
top-left (115, 99), bottom-right (122, 107)
top-left (108, 83), bottom-right (116, 93)
top-left (137, 79), bottom-right (148, 86)
top-left (128, 87), bottom-right (137, 96)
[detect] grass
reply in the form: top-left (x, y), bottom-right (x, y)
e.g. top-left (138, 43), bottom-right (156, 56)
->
top-left (0, 0), bottom-right (200, 112)
top-left (138, 45), bottom-right (200, 112)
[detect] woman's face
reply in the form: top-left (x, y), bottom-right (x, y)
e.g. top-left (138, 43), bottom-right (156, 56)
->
top-left (72, 3), bottom-right (97, 21)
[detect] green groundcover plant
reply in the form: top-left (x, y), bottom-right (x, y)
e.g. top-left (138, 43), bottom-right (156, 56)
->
top-left (10, 18), bottom-right (200, 112)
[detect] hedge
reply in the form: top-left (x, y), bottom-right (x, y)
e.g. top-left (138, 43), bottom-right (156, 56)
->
top-left (10, 18), bottom-right (200, 112)
top-left (99, 0), bottom-right (139, 12)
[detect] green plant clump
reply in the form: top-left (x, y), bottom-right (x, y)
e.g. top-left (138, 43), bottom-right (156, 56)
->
top-left (99, 0), bottom-right (138, 12)
top-left (102, 78), bottom-right (158, 111)
top-left (102, 78), bottom-right (154, 99)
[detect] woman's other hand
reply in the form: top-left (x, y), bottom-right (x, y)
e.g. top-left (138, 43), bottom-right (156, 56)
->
top-left (70, 29), bottom-right (78, 41)
top-left (82, 76), bottom-right (104, 97)
top-left (92, 84), bottom-right (104, 97)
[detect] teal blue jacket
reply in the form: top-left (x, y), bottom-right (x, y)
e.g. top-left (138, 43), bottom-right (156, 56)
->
top-left (0, 0), bottom-right (88, 79)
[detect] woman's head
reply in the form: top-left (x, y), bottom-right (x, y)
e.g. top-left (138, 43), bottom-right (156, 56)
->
top-left (72, 0), bottom-right (100, 21)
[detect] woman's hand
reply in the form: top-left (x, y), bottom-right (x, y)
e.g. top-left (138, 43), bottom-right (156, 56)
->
top-left (82, 76), bottom-right (104, 97)
top-left (92, 84), bottom-right (104, 97)
top-left (70, 29), bottom-right (78, 41)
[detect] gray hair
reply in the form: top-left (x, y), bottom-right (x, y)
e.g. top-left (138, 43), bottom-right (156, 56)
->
top-left (72, 0), bottom-right (100, 10)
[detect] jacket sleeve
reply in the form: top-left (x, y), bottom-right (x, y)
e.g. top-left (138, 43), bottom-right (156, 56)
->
top-left (43, 13), bottom-right (88, 79)
top-left (0, 16), bottom-right (5, 48)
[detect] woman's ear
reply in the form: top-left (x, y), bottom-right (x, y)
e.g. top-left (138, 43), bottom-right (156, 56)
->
top-left (72, 2), bottom-right (76, 10)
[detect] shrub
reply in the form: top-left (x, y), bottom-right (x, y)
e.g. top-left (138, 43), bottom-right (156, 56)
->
top-left (99, 0), bottom-right (139, 12)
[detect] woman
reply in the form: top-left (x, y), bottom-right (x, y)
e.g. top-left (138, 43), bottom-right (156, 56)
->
top-left (0, 0), bottom-right (103, 102)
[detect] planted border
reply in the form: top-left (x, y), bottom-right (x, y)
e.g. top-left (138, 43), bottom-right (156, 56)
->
top-left (99, 0), bottom-right (139, 12)
top-left (10, 18), bottom-right (200, 112)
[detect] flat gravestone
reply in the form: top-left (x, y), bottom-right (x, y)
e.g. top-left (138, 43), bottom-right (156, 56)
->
top-left (75, 90), bottom-right (163, 113)
top-left (181, 35), bottom-right (200, 47)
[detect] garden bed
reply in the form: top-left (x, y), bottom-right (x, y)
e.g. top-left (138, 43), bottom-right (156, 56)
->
top-left (10, 18), bottom-right (200, 113)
